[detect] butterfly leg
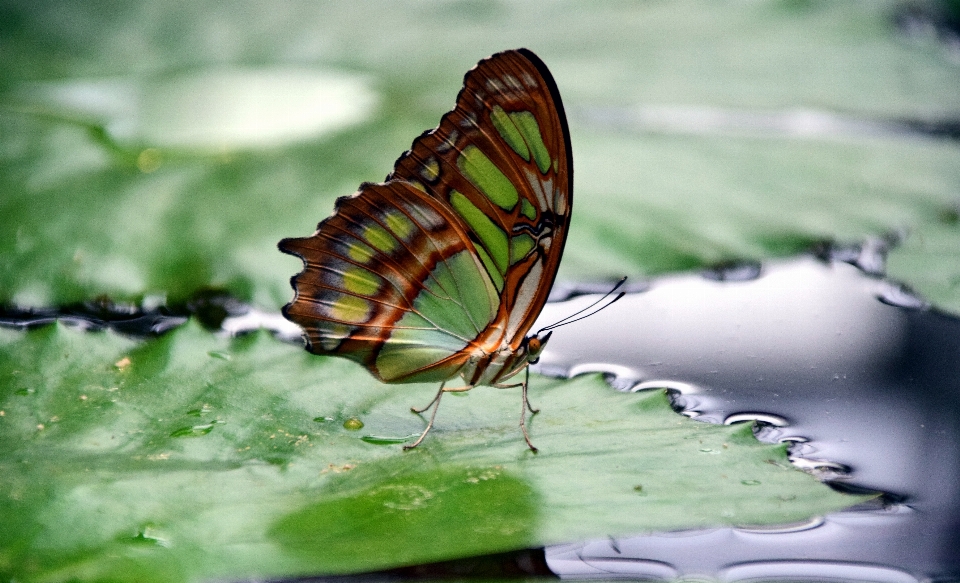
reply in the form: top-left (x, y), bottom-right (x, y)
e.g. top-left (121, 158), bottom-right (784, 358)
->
top-left (518, 371), bottom-right (539, 452)
top-left (410, 382), bottom-right (445, 414)
top-left (522, 366), bottom-right (539, 414)
top-left (493, 368), bottom-right (538, 453)
top-left (493, 368), bottom-right (539, 413)
top-left (405, 382), bottom-right (473, 450)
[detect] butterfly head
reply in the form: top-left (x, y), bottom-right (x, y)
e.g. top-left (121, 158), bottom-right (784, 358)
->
top-left (525, 330), bottom-right (552, 365)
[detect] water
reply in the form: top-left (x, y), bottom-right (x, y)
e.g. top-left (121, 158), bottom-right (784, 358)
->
top-left (536, 255), bottom-right (960, 581)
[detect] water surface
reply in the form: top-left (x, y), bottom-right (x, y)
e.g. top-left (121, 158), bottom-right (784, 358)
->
top-left (537, 255), bottom-right (960, 581)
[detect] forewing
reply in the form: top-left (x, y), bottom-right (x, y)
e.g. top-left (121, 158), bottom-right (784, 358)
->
top-left (388, 48), bottom-right (573, 348)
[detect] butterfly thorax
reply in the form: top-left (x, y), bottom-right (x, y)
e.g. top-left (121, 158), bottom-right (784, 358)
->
top-left (457, 330), bottom-right (551, 387)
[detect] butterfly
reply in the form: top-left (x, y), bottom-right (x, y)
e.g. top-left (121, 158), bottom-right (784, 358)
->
top-left (279, 48), bottom-right (572, 452)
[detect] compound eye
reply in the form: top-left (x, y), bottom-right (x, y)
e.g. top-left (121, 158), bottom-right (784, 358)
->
top-left (527, 337), bottom-right (541, 353)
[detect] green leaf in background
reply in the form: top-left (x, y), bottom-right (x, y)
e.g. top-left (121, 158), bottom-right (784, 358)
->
top-left (0, 323), bottom-right (866, 582)
top-left (1, 1), bottom-right (958, 312)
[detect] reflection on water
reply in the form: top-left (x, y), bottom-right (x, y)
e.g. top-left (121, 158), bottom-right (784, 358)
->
top-left (535, 256), bottom-right (960, 581)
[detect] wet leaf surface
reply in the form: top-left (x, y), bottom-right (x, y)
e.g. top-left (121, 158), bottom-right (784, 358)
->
top-left (0, 323), bottom-right (864, 581)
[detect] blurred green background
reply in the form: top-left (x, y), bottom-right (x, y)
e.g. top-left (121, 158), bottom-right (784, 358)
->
top-left (2, 0), bottom-right (958, 312)
top-left (2, 2), bottom-right (959, 582)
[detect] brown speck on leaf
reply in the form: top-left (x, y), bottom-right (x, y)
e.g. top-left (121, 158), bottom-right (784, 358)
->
top-left (115, 357), bottom-right (131, 370)
top-left (80, 395), bottom-right (88, 401)
top-left (37, 424), bottom-right (45, 430)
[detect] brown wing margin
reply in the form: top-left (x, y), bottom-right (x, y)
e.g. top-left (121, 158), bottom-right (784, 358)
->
top-left (498, 48), bottom-right (574, 341)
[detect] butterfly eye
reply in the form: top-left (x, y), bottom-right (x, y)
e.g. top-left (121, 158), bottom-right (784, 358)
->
top-left (527, 337), bottom-right (542, 353)
top-left (527, 330), bottom-right (552, 358)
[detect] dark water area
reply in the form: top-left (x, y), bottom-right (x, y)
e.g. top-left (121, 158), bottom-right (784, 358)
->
top-left (536, 255), bottom-right (960, 582)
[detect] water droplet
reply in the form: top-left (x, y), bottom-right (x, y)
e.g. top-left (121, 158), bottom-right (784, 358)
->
top-left (14, 388), bottom-right (33, 396)
top-left (128, 525), bottom-right (170, 547)
top-left (207, 351), bottom-right (231, 361)
top-left (741, 479), bottom-right (761, 486)
top-left (797, 461), bottom-right (853, 482)
top-left (343, 417), bottom-right (364, 431)
top-left (721, 560), bottom-right (914, 582)
top-left (170, 423), bottom-right (215, 437)
top-left (701, 260), bottom-right (762, 282)
top-left (631, 380), bottom-right (702, 397)
top-left (724, 412), bottom-right (788, 426)
top-left (361, 433), bottom-right (420, 445)
top-left (875, 281), bottom-right (927, 310)
top-left (313, 416), bottom-right (334, 423)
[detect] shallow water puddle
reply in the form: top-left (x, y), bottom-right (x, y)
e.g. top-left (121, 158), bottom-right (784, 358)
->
top-left (537, 255), bottom-right (960, 581)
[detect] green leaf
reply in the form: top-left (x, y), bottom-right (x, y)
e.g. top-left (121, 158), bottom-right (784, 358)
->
top-left (565, 132), bottom-right (960, 315)
top-left (0, 323), bottom-right (866, 582)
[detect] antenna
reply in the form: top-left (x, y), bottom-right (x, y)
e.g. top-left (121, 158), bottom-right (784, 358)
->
top-left (537, 277), bottom-right (627, 334)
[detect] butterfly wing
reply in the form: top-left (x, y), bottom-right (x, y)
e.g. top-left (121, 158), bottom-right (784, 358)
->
top-left (389, 48), bottom-right (572, 350)
top-left (280, 180), bottom-right (501, 383)
top-left (280, 48), bottom-right (572, 384)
